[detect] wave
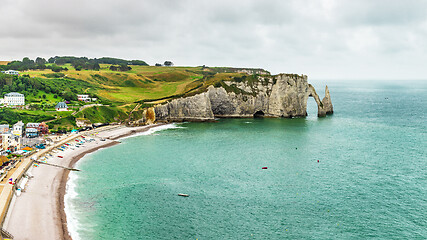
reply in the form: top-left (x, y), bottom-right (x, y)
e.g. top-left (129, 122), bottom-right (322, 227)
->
top-left (120, 123), bottom-right (185, 140)
top-left (64, 150), bottom-right (100, 240)
top-left (64, 123), bottom-right (184, 239)
top-left (64, 170), bottom-right (81, 240)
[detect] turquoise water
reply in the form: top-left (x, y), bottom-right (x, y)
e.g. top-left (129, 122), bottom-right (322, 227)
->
top-left (67, 80), bottom-right (427, 239)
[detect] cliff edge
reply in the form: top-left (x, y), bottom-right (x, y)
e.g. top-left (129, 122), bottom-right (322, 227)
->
top-left (142, 73), bottom-right (332, 123)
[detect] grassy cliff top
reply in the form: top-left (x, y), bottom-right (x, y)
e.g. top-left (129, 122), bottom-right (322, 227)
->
top-left (4, 63), bottom-right (274, 127)
top-left (22, 65), bottom-right (272, 104)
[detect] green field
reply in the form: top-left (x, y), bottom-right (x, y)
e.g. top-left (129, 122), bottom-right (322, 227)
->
top-left (4, 63), bottom-right (270, 128)
top-left (22, 65), bottom-right (235, 104)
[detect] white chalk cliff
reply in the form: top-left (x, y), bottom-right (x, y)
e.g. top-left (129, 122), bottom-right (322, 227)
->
top-left (153, 74), bottom-right (333, 122)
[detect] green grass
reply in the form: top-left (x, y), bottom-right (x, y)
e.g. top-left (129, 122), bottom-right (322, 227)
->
top-left (18, 64), bottom-right (273, 125)
top-left (26, 90), bottom-right (60, 104)
top-left (0, 108), bottom-right (55, 125)
top-left (48, 115), bottom-right (76, 131)
top-left (75, 105), bottom-right (127, 123)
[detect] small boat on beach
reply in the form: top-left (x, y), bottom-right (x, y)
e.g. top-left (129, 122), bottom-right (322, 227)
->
top-left (178, 193), bottom-right (189, 197)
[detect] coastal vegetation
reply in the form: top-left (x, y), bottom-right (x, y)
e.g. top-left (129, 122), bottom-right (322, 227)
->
top-left (1, 56), bottom-right (272, 128)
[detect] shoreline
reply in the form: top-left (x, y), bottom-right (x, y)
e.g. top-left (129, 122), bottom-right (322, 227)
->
top-left (58, 140), bottom-right (119, 240)
top-left (3, 123), bottom-right (166, 240)
top-left (58, 123), bottom-right (165, 240)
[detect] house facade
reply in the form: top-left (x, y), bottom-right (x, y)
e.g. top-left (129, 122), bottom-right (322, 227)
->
top-left (26, 123), bottom-right (39, 138)
top-left (25, 122), bottom-right (48, 137)
top-left (38, 122), bottom-right (49, 134)
top-left (3, 92), bottom-right (25, 106)
top-left (77, 95), bottom-right (91, 102)
top-left (0, 125), bottom-right (10, 134)
top-left (12, 121), bottom-right (24, 136)
top-left (1, 70), bottom-right (19, 75)
top-left (1, 133), bottom-right (21, 151)
top-left (55, 102), bottom-right (68, 111)
top-left (25, 128), bottom-right (38, 138)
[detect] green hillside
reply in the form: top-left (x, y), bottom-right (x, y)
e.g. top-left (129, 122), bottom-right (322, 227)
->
top-left (1, 57), bottom-right (271, 128)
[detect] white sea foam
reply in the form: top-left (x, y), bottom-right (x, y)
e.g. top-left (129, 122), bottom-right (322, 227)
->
top-left (65, 148), bottom-right (107, 240)
top-left (64, 170), bottom-right (81, 240)
top-left (64, 124), bottom-right (183, 239)
top-left (120, 123), bottom-right (185, 140)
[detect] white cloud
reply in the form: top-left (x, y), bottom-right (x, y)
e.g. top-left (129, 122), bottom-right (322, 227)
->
top-left (1, 0), bottom-right (427, 80)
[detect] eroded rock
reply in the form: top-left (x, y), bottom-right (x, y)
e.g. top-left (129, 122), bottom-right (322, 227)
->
top-left (150, 73), bottom-right (333, 122)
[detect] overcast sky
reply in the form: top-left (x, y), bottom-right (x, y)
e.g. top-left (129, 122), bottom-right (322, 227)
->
top-left (1, 0), bottom-right (426, 80)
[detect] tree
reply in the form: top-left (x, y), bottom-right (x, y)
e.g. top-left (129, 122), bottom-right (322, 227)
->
top-left (119, 64), bottom-right (131, 71)
top-left (164, 61), bottom-right (173, 66)
top-left (22, 57), bottom-right (34, 65)
top-left (93, 63), bottom-right (100, 71)
top-left (35, 57), bottom-right (47, 65)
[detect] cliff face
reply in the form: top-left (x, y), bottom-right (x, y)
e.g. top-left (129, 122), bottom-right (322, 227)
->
top-left (154, 92), bottom-right (214, 122)
top-left (152, 74), bottom-right (333, 122)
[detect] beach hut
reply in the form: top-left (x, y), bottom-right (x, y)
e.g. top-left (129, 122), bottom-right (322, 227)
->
top-left (0, 156), bottom-right (9, 165)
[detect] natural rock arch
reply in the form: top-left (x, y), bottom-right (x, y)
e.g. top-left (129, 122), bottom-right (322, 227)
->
top-left (307, 84), bottom-right (333, 117)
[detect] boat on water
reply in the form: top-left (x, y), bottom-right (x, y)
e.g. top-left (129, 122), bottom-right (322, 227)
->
top-left (178, 193), bottom-right (189, 197)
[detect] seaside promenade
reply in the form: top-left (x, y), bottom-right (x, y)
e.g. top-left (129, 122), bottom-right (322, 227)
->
top-left (0, 124), bottom-right (159, 239)
top-left (0, 132), bottom-right (84, 239)
top-left (0, 125), bottom-right (122, 239)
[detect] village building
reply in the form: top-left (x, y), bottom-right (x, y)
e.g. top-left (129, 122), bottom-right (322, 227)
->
top-left (25, 123), bottom-right (39, 138)
top-left (1, 70), bottom-right (19, 75)
top-left (25, 122), bottom-right (48, 137)
top-left (38, 122), bottom-right (49, 134)
top-left (25, 128), bottom-right (38, 138)
top-left (12, 121), bottom-right (24, 136)
top-left (55, 102), bottom-right (68, 111)
top-left (26, 123), bottom-right (40, 129)
top-left (3, 92), bottom-right (25, 106)
top-left (0, 125), bottom-right (10, 134)
top-left (1, 132), bottom-right (21, 151)
top-left (77, 94), bottom-right (91, 102)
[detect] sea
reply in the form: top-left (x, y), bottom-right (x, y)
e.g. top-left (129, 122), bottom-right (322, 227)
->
top-left (65, 80), bottom-right (427, 240)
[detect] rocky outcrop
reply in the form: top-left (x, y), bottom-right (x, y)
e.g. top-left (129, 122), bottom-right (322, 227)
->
top-left (154, 92), bottom-right (214, 122)
top-left (151, 73), bottom-right (333, 122)
top-left (322, 85), bottom-right (333, 115)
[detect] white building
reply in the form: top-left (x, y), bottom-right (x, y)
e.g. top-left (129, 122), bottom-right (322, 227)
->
top-left (12, 121), bottom-right (24, 136)
top-left (1, 70), bottom-right (19, 75)
top-left (1, 132), bottom-right (21, 151)
top-left (77, 95), bottom-right (91, 102)
top-left (3, 92), bottom-right (25, 106)
top-left (0, 125), bottom-right (10, 134)
top-left (55, 102), bottom-right (68, 111)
